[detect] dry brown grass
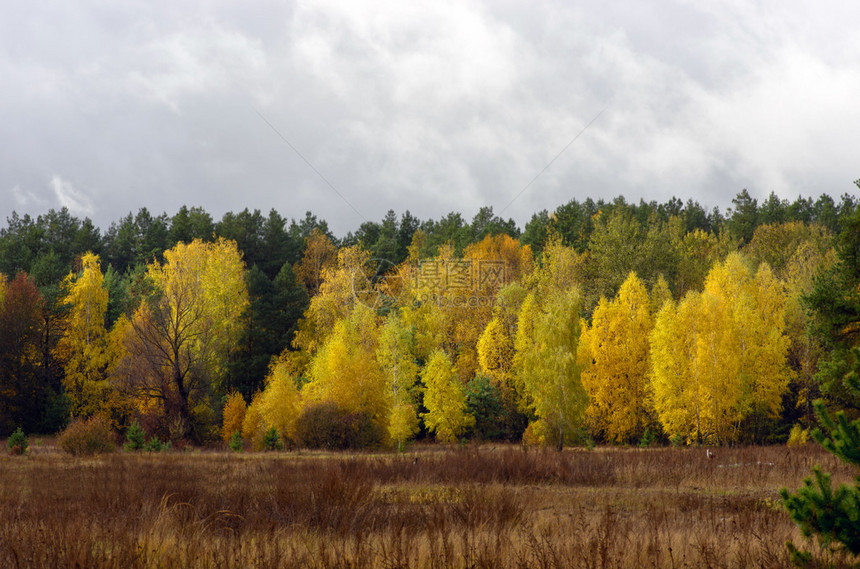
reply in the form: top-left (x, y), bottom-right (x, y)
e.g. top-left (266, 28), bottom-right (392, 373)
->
top-left (0, 443), bottom-right (855, 568)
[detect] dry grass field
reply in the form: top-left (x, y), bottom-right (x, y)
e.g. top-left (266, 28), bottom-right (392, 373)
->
top-left (0, 443), bottom-right (856, 568)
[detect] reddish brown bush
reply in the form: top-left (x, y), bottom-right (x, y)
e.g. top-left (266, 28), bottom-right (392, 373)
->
top-left (58, 415), bottom-right (116, 456)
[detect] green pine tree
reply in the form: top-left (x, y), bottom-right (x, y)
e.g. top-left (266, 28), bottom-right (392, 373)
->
top-left (781, 355), bottom-right (860, 560)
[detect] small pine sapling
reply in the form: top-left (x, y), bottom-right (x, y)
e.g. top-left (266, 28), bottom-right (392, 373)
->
top-left (263, 427), bottom-right (283, 451)
top-left (229, 430), bottom-right (243, 452)
top-left (638, 428), bottom-right (654, 448)
top-left (8, 427), bottom-right (28, 455)
top-left (144, 437), bottom-right (171, 452)
top-left (124, 422), bottom-right (146, 452)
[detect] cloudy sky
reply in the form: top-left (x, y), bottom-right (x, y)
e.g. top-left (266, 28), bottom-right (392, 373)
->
top-left (3, 1), bottom-right (859, 236)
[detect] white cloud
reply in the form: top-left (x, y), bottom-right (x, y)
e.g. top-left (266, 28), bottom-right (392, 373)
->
top-left (50, 176), bottom-right (94, 217)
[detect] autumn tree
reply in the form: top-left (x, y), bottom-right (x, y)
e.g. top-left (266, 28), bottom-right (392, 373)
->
top-left (526, 233), bottom-right (592, 308)
top-left (111, 238), bottom-right (248, 442)
top-left (304, 304), bottom-right (388, 427)
top-left (377, 314), bottom-right (420, 449)
top-left (289, 245), bottom-right (371, 376)
top-left (0, 273), bottom-right (47, 434)
top-left (241, 391), bottom-right (266, 450)
top-left (477, 317), bottom-right (514, 389)
top-left (464, 234), bottom-right (533, 287)
top-left (711, 256), bottom-right (792, 439)
top-left (676, 229), bottom-right (734, 297)
top-left (421, 350), bottom-right (474, 443)
top-left (650, 274), bottom-right (673, 314)
top-left (221, 392), bottom-right (246, 442)
top-left (783, 240), bottom-right (837, 425)
top-left (745, 222), bottom-right (837, 427)
top-left (650, 254), bottom-right (791, 443)
top-left (421, 244), bottom-right (482, 379)
top-left (257, 363), bottom-right (302, 446)
top-left (514, 288), bottom-right (587, 450)
top-left (55, 253), bottom-right (111, 419)
top-left (579, 272), bottom-right (654, 443)
top-left (650, 294), bottom-right (707, 444)
top-left (293, 228), bottom-right (337, 297)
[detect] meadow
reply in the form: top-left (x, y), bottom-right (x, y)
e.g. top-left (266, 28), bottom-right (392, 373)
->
top-left (0, 443), bottom-right (855, 568)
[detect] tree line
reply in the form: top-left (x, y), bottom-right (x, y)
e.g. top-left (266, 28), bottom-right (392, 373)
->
top-left (0, 186), bottom-right (858, 448)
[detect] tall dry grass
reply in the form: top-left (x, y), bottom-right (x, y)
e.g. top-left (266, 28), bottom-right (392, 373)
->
top-left (0, 444), bottom-right (855, 568)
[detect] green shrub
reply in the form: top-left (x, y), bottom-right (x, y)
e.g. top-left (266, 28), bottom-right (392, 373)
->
top-left (143, 437), bottom-right (171, 452)
top-left (58, 416), bottom-right (115, 456)
top-left (229, 430), bottom-right (243, 452)
top-left (124, 421), bottom-right (172, 452)
top-left (124, 421), bottom-right (146, 452)
top-left (639, 428), bottom-right (655, 448)
top-left (262, 427), bottom-right (283, 451)
top-left (295, 402), bottom-right (384, 450)
top-left (8, 427), bottom-right (28, 455)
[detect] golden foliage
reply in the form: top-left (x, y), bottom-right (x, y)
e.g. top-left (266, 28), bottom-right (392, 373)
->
top-left (55, 252), bottom-right (111, 419)
top-left (421, 350), bottom-right (474, 443)
top-left (579, 272), bottom-right (654, 442)
top-left (258, 362), bottom-right (302, 442)
top-left (290, 245), bottom-right (371, 372)
top-left (406, 236), bottom-right (533, 382)
top-left (293, 228), bottom-right (337, 297)
top-left (377, 314), bottom-right (420, 447)
top-left (111, 238), bottom-right (248, 441)
top-left (464, 234), bottom-right (534, 286)
top-left (477, 317), bottom-right (514, 389)
top-left (649, 254), bottom-right (792, 443)
top-left (514, 287), bottom-right (587, 449)
top-left (241, 391), bottom-right (266, 449)
top-left (305, 305), bottom-right (388, 424)
top-left (221, 392), bottom-right (246, 442)
top-left (528, 234), bottom-right (590, 294)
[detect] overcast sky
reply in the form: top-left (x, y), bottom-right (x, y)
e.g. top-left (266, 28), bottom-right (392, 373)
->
top-left (3, 1), bottom-right (859, 236)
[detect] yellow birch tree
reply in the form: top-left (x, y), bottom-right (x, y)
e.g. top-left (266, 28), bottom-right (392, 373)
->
top-left (55, 252), bottom-right (111, 419)
top-left (112, 238), bottom-right (248, 442)
top-left (221, 392), bottom-right (246, 442)
top-left (514, 288), bottom-right (587, 450)
top-left (305, 304), bottom-right (388, 426)
top-left (289, 245), bottom-right (371, 376)
top-left (579, 272), bottom-right (654, 442)
top-left (421, 349), bottom-right (474, 443)
top-left (293, 228), bottom-right (337, 297)
top-left (650, 254), bottom-right (791, 443)
top-left (377, 313), bottom-right (420, 448)
top-left (258, 362), bottom-right (302, 444)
